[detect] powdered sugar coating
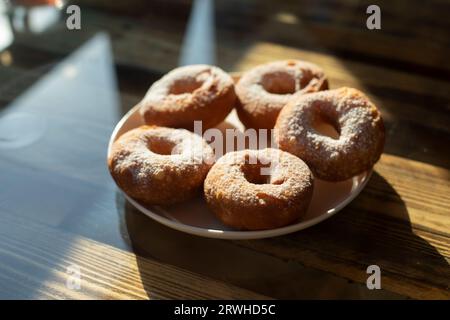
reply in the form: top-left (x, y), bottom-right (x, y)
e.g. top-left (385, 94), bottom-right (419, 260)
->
top-left (139, 65), bottom-right (236, 130)
top-left (108, 126), bottom-right (214, 205)
top-left (236, 60), bottom-right (328, 129)
top-left (204, 148), bottom-right (314, 230)
top-left (275, 87), bottom-right (385, 181)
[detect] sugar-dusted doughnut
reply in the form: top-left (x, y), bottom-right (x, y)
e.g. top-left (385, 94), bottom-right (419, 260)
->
top-left (139, 65), bottom-right (236, 131)
top-left (275, 87), bottom-right (385, 181)
top-left (108, 126), bottom-right (214, 205)
top-left (235, 60), bottom-right (328, 129)
top-left (204, 148), bottom-right (314, 230)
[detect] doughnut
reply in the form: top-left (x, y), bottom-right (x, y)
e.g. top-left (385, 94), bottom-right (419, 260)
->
top-left (235, 60), bottom-right (328, 129)
top-left (275, 87), bottom-right (385, 181)
top-left (204, 148), bottom-right (314, 230)
top-left (139, 65), bottom-right (236, 131)
top-left (108, 125), bottom-right (214, 205)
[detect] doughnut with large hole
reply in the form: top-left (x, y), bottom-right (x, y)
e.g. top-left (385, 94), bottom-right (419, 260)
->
top-left (108, 126), bottom-right (214, 205)
top-left (235, 60), bottom-right (328, 129)
top-left (139, 65), bottom-right (236, 131)
top-left (204, 148), bottom-right (314, 230)
top-left (275, 87), bottom-right (385, 181)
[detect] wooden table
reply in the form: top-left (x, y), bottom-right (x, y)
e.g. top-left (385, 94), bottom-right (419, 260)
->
top-left (0, 0), bottom-right (448, 299)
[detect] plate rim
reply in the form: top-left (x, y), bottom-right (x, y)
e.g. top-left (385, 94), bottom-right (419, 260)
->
top-left (108, 104), bottom-right (373, 240)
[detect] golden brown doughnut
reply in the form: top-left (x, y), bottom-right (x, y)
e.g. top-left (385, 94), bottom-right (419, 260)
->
top-left (204, 148), bottom-right (314, 230)
top-left (235, 60), bottom-right (328, 129)
top-left (108, 126), bottom-right (214, 205)
top-left (275, 87), bottom-right (385, 181)
top-left (139, 65), bottom-right (236, 131)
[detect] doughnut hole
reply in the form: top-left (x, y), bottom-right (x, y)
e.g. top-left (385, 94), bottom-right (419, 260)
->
top-left (261, 72), bottom-right (296, 94)
top-left (312, 110), bottom-right (340, 140)
top-left (169, 77), bottom-right (204, 95)
top-left (147, 138), bottom-right (180, 155)
top-left (241, 162), bottom-right (284, 185)
top-left (298, 70), bottom-right (315, 88)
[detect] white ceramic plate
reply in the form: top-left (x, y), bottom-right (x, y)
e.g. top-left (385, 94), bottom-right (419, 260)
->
top-left (108, 104), bottom-right (372, 240)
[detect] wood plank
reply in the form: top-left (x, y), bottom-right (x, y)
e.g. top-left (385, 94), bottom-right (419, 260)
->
top-left (236, 154), bottom-right (450, 300)
top-left (114, 200), bottom-right (405, 299)
top-left (11, 7), bottom-right (450, 95)
top-left (1, 2), bottom-right (448, 301)
top-left (364, 155), bottom-right (450, 235)
top-left (11, 9), bottom-right (449, 112)
top-left (223, 42), bottom-right (450, 102)
top-left (78, 0), bottom-right (450, 75)
top-left (0, 212), bottom-right (267, 299)
top-left (213, 0), bottom-right (450, 74)
top-left (6, 37), bottom-right (450, 167)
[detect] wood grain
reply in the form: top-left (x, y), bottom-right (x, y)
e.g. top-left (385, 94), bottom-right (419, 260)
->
top-left (238, 154), bottom-right (450, 300)
top-left (214, 0), bottom-right (450, 75)
top-left (0, 0), bottom-right (448, 300)
top-left (9, 5), bottom-right (450, 168)
top-left (0, 212), bottom-right (267, 299)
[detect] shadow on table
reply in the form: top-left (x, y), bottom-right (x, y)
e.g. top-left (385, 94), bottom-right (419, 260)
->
top-left (118, 171), bottom-right (449, 299)
top-left (282, 171), bottom-right (450, 298)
